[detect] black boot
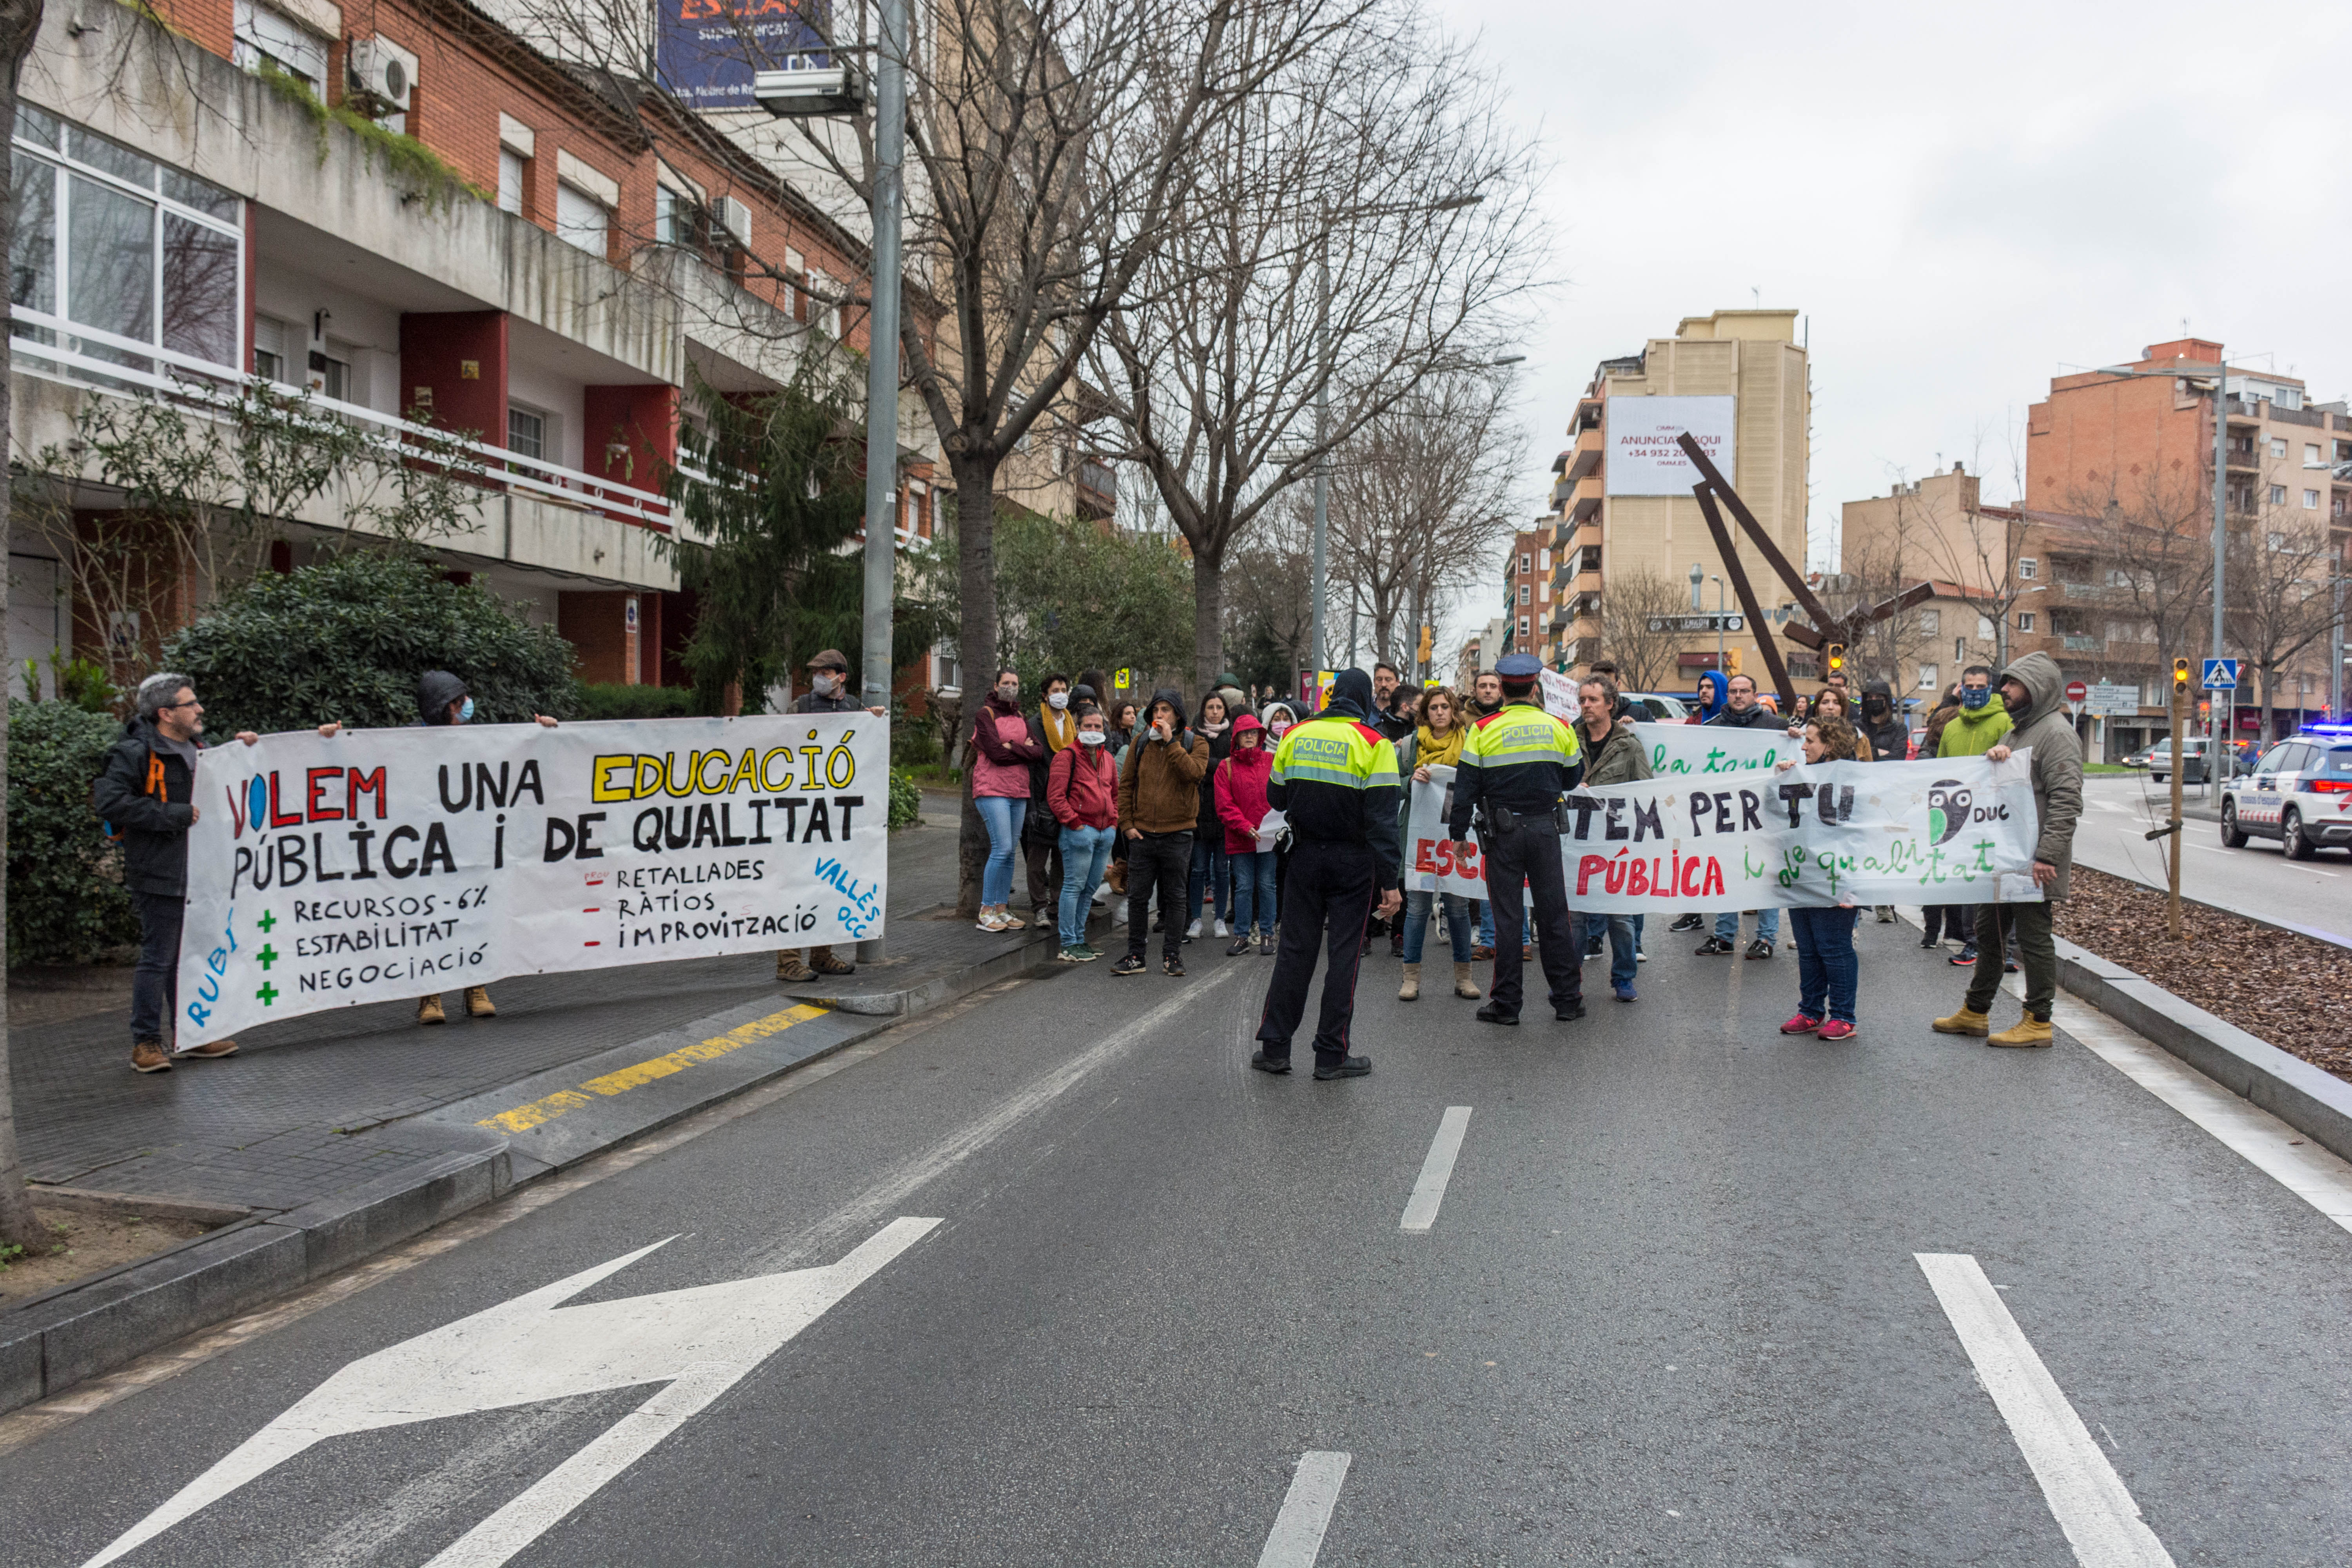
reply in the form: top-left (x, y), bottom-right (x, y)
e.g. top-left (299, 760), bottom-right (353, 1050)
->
top-left (1475, 1002), bottom-right (1518, 1026)
top-left (1250, 1049), bottom-right (1291, 1074)
top-left (1313, 1055), bottom-right (1372, 1080)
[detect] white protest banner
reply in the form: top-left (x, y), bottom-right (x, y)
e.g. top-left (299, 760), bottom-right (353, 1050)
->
top-left (1639, 722), bottom-right (1791, 778)
top-left (172, 714), bottom-right (887, 1044)
top-left (1551, 752), bottom-right (2042, 914)
top-left (1537, 668), bottom-right (1578, 718)
top-left (1404, 764), bottom-right (1486, 897)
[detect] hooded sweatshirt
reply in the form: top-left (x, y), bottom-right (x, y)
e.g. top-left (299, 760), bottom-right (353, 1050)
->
top-left (1118, 689), bottom-right (1211, 833)
top-left (1691, 669), bottom-right (1729, 724)
top-left (1937, 690), bottom-right (2013, 758)
top-left (1858, 680), bottom-right (1911, 762)
top-left (1213, 713), bottom-right (1276, 852)
top-left (1993, 650), bottom-right (2084, 898)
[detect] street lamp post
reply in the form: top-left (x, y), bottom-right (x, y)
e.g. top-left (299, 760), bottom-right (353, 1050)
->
top-left (1711, 574), bottom-right (1726, 677)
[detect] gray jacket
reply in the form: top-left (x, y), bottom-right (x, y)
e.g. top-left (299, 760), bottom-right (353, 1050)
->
top-left (1995, 650), bottom-right (2085, 900)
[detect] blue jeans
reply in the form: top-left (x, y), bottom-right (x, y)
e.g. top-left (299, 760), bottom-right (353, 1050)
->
top-left (1056, 824), bottom-right (1115, 946)
top-left (1403, 889), bottom-right (1473, 963)
top-left (1714, 907), bottom-right (1781, 945)
top-left (1789, 905), bottom-right (1859, 1022)
top-left (1574, 911), bottom-right (1642, 989)
top-left (1477, 887), bottom-right (1529, 948)
top-left (976, 795), bottom-right (1026, 906)
top-left (1227, 849), bottom-right (1278, 937)
top-left (1188, 836), bottom-right (1228, 929)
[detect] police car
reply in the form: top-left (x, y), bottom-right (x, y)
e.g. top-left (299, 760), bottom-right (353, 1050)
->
top-left (2218, 724), bottom-right (2352, 859)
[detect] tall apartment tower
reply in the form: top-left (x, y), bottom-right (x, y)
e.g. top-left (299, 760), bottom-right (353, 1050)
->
top-left (1548, 309), bottom-right (1811, 688)
top-left (1503, 526), bottom-right (1551, 657)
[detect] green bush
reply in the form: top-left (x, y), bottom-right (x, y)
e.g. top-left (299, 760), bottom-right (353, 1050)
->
top-left (891, 719), bottom-right (941, 769)
top-left (888, 766), bottom-right (922, 830)
top-left (162, 552), bottom-right (578, 735)
top-left (7, 699), bottom-right (140, 964)
top-left (574, 682), bottom-right (701, 721)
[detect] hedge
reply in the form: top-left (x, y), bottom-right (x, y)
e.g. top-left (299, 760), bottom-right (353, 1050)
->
top-left (7, 700), bottom-right (140, 964)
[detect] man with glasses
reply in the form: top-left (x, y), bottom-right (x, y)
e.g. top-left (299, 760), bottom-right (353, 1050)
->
top-left (95, 673), bottom-right (338, 1072)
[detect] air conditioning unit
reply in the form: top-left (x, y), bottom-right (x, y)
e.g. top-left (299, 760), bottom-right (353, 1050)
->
top-left (347, 36), bottom-right (416, 111)
top-left (717, 196), bottom-right (752, 248)
top-left (753, 66), bottom-right (864, 118)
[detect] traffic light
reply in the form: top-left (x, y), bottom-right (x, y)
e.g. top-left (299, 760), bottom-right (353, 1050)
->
top-left (2172, 656), bottom-right (2191, 697)
top-left (1723, 646), bottom-right (1742, 677)
top-left (1416, 624), bottom-right (1434, 664)
top-left (1825, 643), bottom-right (1845, 677)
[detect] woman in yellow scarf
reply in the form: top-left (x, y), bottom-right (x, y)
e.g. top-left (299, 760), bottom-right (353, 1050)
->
top-left (1398, 687), bottom-right (1477, 1000)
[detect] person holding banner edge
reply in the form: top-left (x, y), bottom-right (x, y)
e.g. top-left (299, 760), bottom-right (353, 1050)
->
top-left (777, 648), bottom-right (889, 984)
top-left (1774, 715), bottom-right (1866, 1040)
top-left (1695, 673), bottom-right (1785, 959)
top-left (1398, 686), bottom-right (1477, 1002)
top-left (1448, 652), bottom-right (1586, 1026)
top-left (1571, 675), bottom-right (1651, 1003)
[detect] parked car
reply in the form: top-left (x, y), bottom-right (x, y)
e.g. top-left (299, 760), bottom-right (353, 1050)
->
top-left (2140, 736), bottom-right (2211, 785)
top-left (1621, 692), bottom-right (1691, 723)
top-left (2219, 730), bottom-right (2352, 858)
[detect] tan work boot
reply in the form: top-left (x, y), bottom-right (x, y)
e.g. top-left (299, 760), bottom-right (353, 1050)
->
top-left (464, 986), bottom-right (496, 1018)
top-left (177, 1038), bottom-right (238, 1060)
top-left (1397, 962), bottom-right (1420, 1001)
top-left (417, 993), bottom-right (446, 1026)
top-left (1988, 1016), bottom-right (2054, 1049)
top-left (776, 949), bottom-right (814, 982)
top-left (807, 946), bottom-right (855, 977)
top-left (1931, 1005), bottom-right (1990, 1037)
top-left (131, 1038), bottom-right (172, 1073)
top-left (1453, 962), bottom-right (1481, 999)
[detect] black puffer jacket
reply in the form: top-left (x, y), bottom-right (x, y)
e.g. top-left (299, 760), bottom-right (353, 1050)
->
top-left (92, 717), bottom-right (203, 898)
top-left (1858, 680), bottom-right (1910, 762)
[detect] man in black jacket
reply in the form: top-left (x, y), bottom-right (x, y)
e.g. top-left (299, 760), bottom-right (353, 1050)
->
top-left (1857, 679), bottom-right (1911, 922)
top-left (94, 673), bottom-right (336, 1072)
top-left (1693, 674), bottom-right (1783, 957)
top-left (777, 648), bottom-right (888, 984)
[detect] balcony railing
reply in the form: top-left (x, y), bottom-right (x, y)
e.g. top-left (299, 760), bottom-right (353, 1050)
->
top-left (11, 306), bottom-right (681, 531)
top-left (2061, 634), bottom-right (2102, 651)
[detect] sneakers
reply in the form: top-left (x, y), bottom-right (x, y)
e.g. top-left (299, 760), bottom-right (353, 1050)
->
top-left (1058, 945), bottom-right (1088, 963)
top-left (1475, 1002), bottom-right (1518, 1026)
top-left (1919, 934), bottom-right (1940, 949)
top-left (1259, 935), bottom-right (1276, 956)
top-left (1164, 955), bottom-right (1186, 978)
top-left (1949, 944), bottom-right (1978, 966)
top-left (1779, 1012), bottom-right (1822, 1035)
top-left (131, 1038), bottom-right (172, 1073)
top-left (1744, 938), bottom-right (1774, 960)
top-left (1074, 944), bottom-right (1103, 962)
top-left (1695, 935), bottom-right (1735, 955)
top-left (1185, 918), bottom-right (1202, 939)
top-left (176, 1038), bottom-right (238, 1059)
top-left (1001, 907), bottom-right (1028, 930)
top-left (1214, 918), bottom-right (1230, 938)
top-left (1313, 1055), bottom-right (1372, 1080)
top-left (417, 993), bottom-right (446, 1026)
top-left (1112, 953), bottom-right (1147, 976)
top-left (1669, 913), bottom-right (1705, 933)
top-left (1250, 1049), bottom-right (1291, 1074)
top-left (1470, 944), bottom-right (1495, 960)
top-left (976, 906), bottom-right (1009, 933)
top-left (1226, 936), bottom-right (1254, 957)
top-left (1817, 1019), bottom-right (1858, 1041)
top-left (1613, 981), bottom-right (1637, 1003)
top-left (776, 950), bottom-right (814, 982)
top-left (1554, 1000), bottom-right (1586, 1022)
top-left (464, 985), bottom-right (496, 1018)
top-left (1636, 946), bottom-right (1649, 963)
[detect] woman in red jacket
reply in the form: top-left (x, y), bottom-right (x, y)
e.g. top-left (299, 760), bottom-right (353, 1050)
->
top-left (1214, 712), bottom-right (1278, 956)
top-left (1047, 704), bottom-right (1120, 961)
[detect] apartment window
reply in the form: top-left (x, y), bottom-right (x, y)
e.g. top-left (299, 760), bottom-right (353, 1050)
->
top-left (1918, 608), bottom-right (1940, 635)
top-left (1537, 548), bottom-right (1548, 573)
top-left (2015, 557), bottom-right (2036, 580)
top-left (2269, 436), bottom-right (2287, 459)
top-left (2268, 483), bottom-right (2287, 506)
top-left (2307, 444), bottom-right (2323, 468)
top-left (232, 0), bottom-right (328, 92)
top-left (1518, 584), bottom-right (1529, 604)
top-left (2016, 612), bottom-right (2035, 632)
top-left (8, 106), bottom-right (243, 377)
top-left (251, 314), bottom-right (293, 382)
top-left (1519, 552), bottom-right (1530, 574)
top-left (807, 268), bottom-right (841, 336)
top-left (2303, 490), bottom-right (2320, 510)
top-left (1517, 615), bottom-right (1529, 639)
top-left (555, 182), bottom-right (610, 258)
top-left (317, 349), bottom-right (347, 401)
top-left (506, 404), bottom-right (546, 461)
top-left (1953, 636), bottom-right (1965, 664)
top-left (2143, 680), bottom-right (2167, 708)
top-left (498, 150), bottom-right (525, 216)
top-left (1916, 664), bottom-right (1938, 691)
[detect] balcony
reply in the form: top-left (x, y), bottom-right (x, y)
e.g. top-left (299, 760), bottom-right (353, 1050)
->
top-left (1075, 454), bottom-right (1116, 521)
top-left (2062, 634), bottom-right (2102, 652)
top-left (1548, 476), bottom-right (1573, 509)
top-left (1569, 474), bottom-right (1603, 523)
top-left (1562, 423), bottom-right (1604, 485)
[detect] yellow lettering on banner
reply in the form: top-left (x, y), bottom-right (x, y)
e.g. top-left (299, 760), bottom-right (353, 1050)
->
top-left (474, 1004), bottom-right (831, 1133)
top-left (697, 750), bottom-right (733, 793)
top-left (760, 747), bottom-right (793, 791)
top-left (591, 755), bottom-right (636, 803)
top-left (726, 747), bottom-right (760, 793)
top-left (635, 754), bottom-right (667, 799)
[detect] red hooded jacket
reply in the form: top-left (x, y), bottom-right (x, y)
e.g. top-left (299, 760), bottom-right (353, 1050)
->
top-left (1212, 712), bottom-right (1276, 853)
top-left (1047, 736), bottom-right (1120, 830)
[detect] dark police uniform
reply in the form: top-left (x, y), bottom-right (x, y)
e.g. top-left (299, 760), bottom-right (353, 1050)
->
top-left (1252, 673), bottom-right (1401, 1077)
top-left (1449, 655), bottom-right (1586, 1021)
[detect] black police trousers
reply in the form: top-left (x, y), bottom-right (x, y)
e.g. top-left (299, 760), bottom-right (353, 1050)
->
top-left (1482, 819), bottom-right (1581, 1016)
top-left (1254, 837), bottom-right (1376, 1068)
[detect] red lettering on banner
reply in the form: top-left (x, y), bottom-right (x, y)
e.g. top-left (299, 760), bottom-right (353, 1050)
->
top-left (1627, 858), bottom-right (1651, 897)
top-left (1603, 854), bottom-right (1626, 895)
top-left (1702, 857), bottom-right (1725, 898)
top-left (267, 771), bottom-right (303, 828)
top-left (1577, 853), bottom-right (1607, 895)
top-left (1414, 838), bottom-right (1438, 874)
top-left (347, 766), bottom-right (388, 820)
top-left (1457, 840), bottom-right (1478, 877)
top-left (1679, 856), bottom-right (1702, 898)
top-left (306, 766), bottom-right (345, 821)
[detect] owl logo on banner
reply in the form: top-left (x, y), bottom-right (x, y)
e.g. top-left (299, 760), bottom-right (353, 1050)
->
top-left (1927, 779), bottom-right (1974, 846)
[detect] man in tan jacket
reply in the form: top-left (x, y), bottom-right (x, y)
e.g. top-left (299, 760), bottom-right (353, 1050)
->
top-left (1114, 688), bottom-right (1209, 976)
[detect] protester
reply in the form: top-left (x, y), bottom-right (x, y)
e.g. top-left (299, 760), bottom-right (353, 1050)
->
top-left (1047, 704), bottom-right (1119, 962)
top-left (1114, 690), bottom-right (1209, 976)
top-left (1935, 652), bottom-right (2082, 1047)
top-left (1260, 701), bottom-right (1299, 924)
top-left (1215, 712), bottom-right (1279, 956)
top-left (1107, 700), bottom-right (1139, 755)
top-left (1571, 675), bottom-right (1652, 1002)
top-left (1775, 716), bottom-right (1865, 1040)
top-left (1379, 682), bottom-right (1422, 953)
top-left (1018, 672), bottom-right (1075, 927)
top-left (1692, 673), bottom-right (1785, 957)
top-left (1469, 669), bottom-right (1504, 719)
top-left (96, 675), bottom-right (337, 1071)
top-left (1690, 668), bottom-right (1731, 726)
top-left (775, 650), bottom-right (889, 983)
top-left (1187, 691), bottom-right (1235, 938)
top-left (1449, 653), bottom-right (1586, 1025)
top-left (969, 668), bottom-right (1043, 932)
top-left (1371, 663), bottom-right (1414, 742)
top-left (1398, 687), bottom-right (1479, 1001)
top-left (1933, 664), bottom-right (2014, 965)
top-left (1858, 680), bottom-right (1909, 762)
top-left (1250, 668), bottom-right (1399, 1079)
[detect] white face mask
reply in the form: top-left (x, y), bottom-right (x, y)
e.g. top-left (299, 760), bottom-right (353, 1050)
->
top-left (1047, 691), bottom-right (1069, 710)
top-left (1077, 730), bottom-right (1106, 746)
top-left (813, 673), bottom-right (841, 695)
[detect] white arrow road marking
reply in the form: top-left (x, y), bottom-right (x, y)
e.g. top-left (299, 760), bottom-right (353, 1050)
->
top-left (1915, 1254), bottom-right (2175, 1568)
top-left (85, 1216), bottom-right (940, 1568)
top-left (1257, 1451), bottom-right (1351, 1568)
top-left (1399, 1107), bottom-right (1472, 1232)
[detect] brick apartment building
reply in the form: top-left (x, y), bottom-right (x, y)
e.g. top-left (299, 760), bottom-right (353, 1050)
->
top-left (1502, 526), bottom-right (1549, 659)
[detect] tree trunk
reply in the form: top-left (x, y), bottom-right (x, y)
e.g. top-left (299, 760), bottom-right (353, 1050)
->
top-left (1192, 543), bottom-right (1224, 695)
top-left (952, 459), bottom-right (998, 918)
top-left (0, 0), bottom-right (50, 1251)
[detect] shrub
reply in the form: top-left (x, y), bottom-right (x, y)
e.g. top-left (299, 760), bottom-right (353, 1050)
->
top-left (7, 699), bottom-right (140, 964)
top-left (162, 552), bottom-right (578, 736)
top-left (573, 682), bottom-right (701, 721)
top-left (888, 766), bottom-right (922, 830)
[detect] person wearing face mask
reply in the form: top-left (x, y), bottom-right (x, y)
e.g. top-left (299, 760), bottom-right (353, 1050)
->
top-left (1932, 664), bottom-right (2014, 966)
top-left (1047, 704), bottom-right (1120, 961)
top-left (1773, 715), bottom-right (1866, 1041)
top-left (775, 650), bottom-right (889, 982)
top-left (1215, 711), bottom-right (1279, 955)
top-left (970, 668), bottom-right (1045, 932)
top-left (1114, 689), bottom-right (1210, 976)
top-left (1853, 679), bottom-right (1911, 922)
top-left (412, 670), bottom-right (558, 1025)
top-left (1187, 691), bottom-right (1235, 938)
top-left (1260, 702), bottom-right (1298, 925)
top-left (1021, 673), bottom-right (1076, 926)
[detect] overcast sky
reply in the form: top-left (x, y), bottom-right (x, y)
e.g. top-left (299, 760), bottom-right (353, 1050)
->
top-left (1436, 0), bottom-right (2352, 641)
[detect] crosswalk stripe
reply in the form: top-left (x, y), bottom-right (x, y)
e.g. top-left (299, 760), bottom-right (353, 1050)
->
top-left (1257, 1451), bottom-right (1351, 1568)
top-left (1399, 1107), bottom-right (1473, 1232)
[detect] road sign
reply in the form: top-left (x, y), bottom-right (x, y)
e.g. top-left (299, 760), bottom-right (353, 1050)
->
top-left (2065, 680), bottom-right (2087, 704)
top-left (1114, 668), bottom-right (1132, 691)
top-left (2203, 658), bottom-right (2238, 691)
top-left (1645, 613), bottom-right (1745, 634)
top-left (2085, 682), bottom-right (2140, 716)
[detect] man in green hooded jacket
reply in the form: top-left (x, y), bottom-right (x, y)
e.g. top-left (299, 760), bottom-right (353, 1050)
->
top-left (1931, 663), bottom-right (2014, 964)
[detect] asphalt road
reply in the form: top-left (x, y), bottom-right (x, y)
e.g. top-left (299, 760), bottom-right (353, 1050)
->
top-left (2073, 774), bottom-right (2352, 942)
top-left (7, 918), bottom-right (2351, 1566)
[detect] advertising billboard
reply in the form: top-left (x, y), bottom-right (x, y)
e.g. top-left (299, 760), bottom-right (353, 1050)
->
top-left (1603, 395), bottom-right (1737, 497)
top-left (658, 0), bottom-right (833, 113)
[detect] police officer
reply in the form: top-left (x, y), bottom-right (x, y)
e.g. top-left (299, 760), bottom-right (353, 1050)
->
top-left (1449, 652), bottom-right (1586, 1025)
top-left (1250, 668), bottom-right (1401, 1081)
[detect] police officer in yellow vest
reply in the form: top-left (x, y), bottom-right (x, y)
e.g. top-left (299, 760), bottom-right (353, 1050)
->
top-left (1250, 668), bottom-right (1401, 1081)
top-left (1449, 652), bottom-right (1587, 1025)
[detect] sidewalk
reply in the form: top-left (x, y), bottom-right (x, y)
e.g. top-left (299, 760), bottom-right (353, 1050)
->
top-left (3, 797), bottom-right (1093, 1410)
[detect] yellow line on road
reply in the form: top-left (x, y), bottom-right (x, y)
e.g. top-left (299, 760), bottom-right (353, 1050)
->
top-left (477, 1003), bottom-right (831, 1133)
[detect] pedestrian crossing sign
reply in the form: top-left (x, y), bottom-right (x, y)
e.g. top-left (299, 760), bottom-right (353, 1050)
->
top-left (1114, 668), bottom-right (1132, 691)
top-left (2202, 659), bottom-right (2238, 691)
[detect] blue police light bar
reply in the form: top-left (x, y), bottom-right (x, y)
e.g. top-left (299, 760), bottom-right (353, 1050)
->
top-left (2296, 720), bottom-right (2352, 737)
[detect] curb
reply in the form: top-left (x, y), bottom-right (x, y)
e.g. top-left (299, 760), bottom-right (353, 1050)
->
top-left (1, 921), bottom-right (1079, 1419)
top-left (2054, 936), bottom-right (2352, 1167)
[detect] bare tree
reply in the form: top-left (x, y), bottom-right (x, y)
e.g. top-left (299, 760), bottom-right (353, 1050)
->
top-left (1090, 4), bottom-right (1541, 686)
top-left (1591, 567), bottom-right (1691, 695)
top-left (2073, 470), bottom-right (2213, 690)
top-left (2227, 490), bottom-right (2340, 742)
top-left (1223, 508), bottom-right (1314, 693)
